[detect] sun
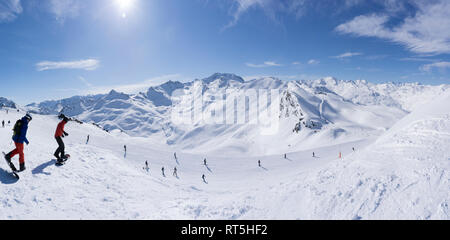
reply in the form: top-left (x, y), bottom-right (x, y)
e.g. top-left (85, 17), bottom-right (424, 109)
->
top-left (116, 0), bottom-right (134, 10)
top-left (115, 0), bottom-right (135, 18)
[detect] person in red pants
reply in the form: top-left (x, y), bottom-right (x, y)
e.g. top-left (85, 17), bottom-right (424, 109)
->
top-left (54, 115), bottom-right (70, 163)
top-left (4, 113), bottom-right (32, 172)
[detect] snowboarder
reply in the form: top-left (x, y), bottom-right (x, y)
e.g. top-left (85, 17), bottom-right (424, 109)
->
top-left (54, 115), bottom-right (70, 163)
top-left (173, 167), bottom-right (178, 177)
top-left (4, 113), bottom-right (32, 172)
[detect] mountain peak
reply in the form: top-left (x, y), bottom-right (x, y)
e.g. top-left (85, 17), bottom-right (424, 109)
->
top-left (203, 73), bottom-right (245, 84)
top-left (105, 90), bottom-right (130, 100)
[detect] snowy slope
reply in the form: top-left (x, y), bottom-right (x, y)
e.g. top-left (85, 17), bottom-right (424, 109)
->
top-left (1, 90), bottom-right (448, 219)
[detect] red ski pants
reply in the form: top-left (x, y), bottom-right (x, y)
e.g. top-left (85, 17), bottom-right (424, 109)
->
top-left (10, 142), bottom-right (25, 164)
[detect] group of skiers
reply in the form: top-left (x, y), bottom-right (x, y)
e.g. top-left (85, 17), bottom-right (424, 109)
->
top-left (3, 112), bottom-right (358, 181)
top-left (142, 154), bottom-right (209, 183)
top-left (1, 120), bottom-right (11, 128)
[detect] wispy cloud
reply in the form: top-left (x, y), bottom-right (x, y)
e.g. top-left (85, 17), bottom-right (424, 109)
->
top-left (308, 59), bottom-right (320, 65)
top-left (222, 0), bottom-right (368, 30)
top-left (79, 76), bottom-right (92, 88)
top-left (336, 1), bottom-right (450, 55)
top-left (331, 52), bottom-right (363, 59)
top-left (420, 62), bottom-right (450, 72)
top-left (0, 0), bottom-right (22, 22)
top-left (48, 0), bottom-right (81, 23)
top-left (246, 61), bottom-right (282, 68)
top-left (365, 54), bottom-right (388, 60)
top-left (36, 59), bottom-right (100, 71)
top-left (399, 57), bottom-right (439, 62)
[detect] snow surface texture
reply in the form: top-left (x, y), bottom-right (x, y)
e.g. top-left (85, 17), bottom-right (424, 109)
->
top-left (26, 73), bottom-right (448, 156)
top-left (1, 75), bottom-right (449, 219)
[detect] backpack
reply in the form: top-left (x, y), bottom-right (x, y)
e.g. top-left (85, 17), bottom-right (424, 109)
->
top-left (12, 119), bottom-right (23, 137)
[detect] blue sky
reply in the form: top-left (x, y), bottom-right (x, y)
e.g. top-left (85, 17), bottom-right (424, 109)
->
top-left (0, 0), bottom-right (449, 104)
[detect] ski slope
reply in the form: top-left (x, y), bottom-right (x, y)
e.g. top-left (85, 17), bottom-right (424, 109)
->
top-left (1, 89), bottom-right (449, 219)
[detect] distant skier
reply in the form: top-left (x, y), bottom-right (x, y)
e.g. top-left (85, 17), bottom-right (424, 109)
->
top-left (162, 167), bottom-right (165, 177)
top-left (174, 152), bottom-right (177, 160)
top-left (4, 113), bottom-right (32, 172)
top-left (144, 161), bottom-right (149, 172)
top-left (284, 153), bottom-right (287, 159)
top-left (86, 135), bottom-right (90, 144)
top-left (203, 158), bottom-right (207, 166)
top-left (54, 115), bottom-right (70, 163)
top-left (124, 145), bottom-right (127, 158)
top-left (1, 120), bottom-right (4, 128)
top-left (258, 160), bottom-right (261, 167)
top-left (352, 147), bottom-right (355, 151)
top-left (173, 167), bottom-right (178, 177)
top-left (202, 174), bottom-right (206, 183)
top-left (312, 152), bottom-right (315, 157)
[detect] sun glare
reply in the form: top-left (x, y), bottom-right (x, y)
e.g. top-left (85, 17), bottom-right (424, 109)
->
top-left (115, 0), bottom-right (135, 18)
top-left (116, 0), bottom-right (134, 10)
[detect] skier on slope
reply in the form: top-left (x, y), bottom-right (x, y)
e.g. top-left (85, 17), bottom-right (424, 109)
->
top-left (258, 160), bottom-right (261, 167)
top-left (202, 174), bottom-right (206, 183)
top-left (2, 120), bottom-right (4, 128)
top-left (4, 113), bottom-right (32, 172)
top-left (173, 167), bottom-right (178, 177)
top-left (162, 167), bottom-right (165, 177)
top-left (203, 158), bottom-right (207, 166)
top-left (54, 115), bottom-right (70, 163)
top-left (144, 161), bottom-right (149, 172)
top-left (86, 135), bottom-right (90, 144)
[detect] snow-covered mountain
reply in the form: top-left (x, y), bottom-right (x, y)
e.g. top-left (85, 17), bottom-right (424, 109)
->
top-left (24, 73), bottom-right (449, 156)
top-left (0, 97), bottom-right (16, 109)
